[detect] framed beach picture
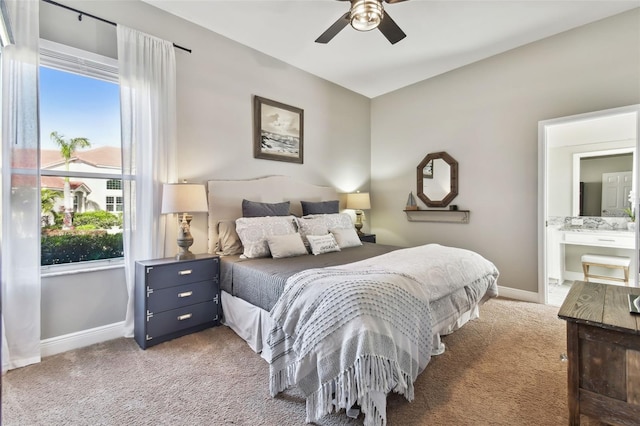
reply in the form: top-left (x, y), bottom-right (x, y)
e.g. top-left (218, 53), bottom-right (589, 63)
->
top-left (253, 96), bottom-right (304, 164)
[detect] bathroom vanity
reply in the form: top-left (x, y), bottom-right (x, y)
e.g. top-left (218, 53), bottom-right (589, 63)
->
top-left (548, 227), bottom-right (636, 285)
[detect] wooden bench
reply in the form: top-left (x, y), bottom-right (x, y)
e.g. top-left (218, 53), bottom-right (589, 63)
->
top-left (581, 253), bottom-right (631, 286)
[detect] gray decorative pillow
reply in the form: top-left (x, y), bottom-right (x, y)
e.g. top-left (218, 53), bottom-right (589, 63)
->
top-left (215, 220), bottom-right (244, 256)
top-left (301, 200), bottom-right (339, 216)
top-left (235, 216), bottom-right (297, 258)
top-left (306, 233), bottom-right (341, 255)
top-left (330, 227), bottom-right (362, 249)
top-left (305, 212), bottom-right (353, 230)
top-left (266, 233), bottom-right (308, 259)
top-left (242, 199), bottom-right (290, 217)
top-left (295, 216), bottom-right (329, 247)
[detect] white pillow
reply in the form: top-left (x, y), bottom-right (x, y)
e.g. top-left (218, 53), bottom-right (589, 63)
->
top-left (266, 233), bottom-right (308, 259)
top-left (306, 233), bottom-right (341, 255)
top-left (305, 212), bottom-right (353, 230)
top-left (295, 216), bottom-right (329, 246)
top-left (235, 216), bottom-right (297, 258)
top-left (331, 227), bottom-right (362, 249)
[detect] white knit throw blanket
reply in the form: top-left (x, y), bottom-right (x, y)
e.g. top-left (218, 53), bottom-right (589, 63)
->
top-left (268, 244), bottom-right (500, 426)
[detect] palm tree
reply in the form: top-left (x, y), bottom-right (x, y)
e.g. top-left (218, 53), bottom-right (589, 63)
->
top-left (50, 131), bottom-right (90, 229)
top-left (41, 189), bottom-right (61, 227)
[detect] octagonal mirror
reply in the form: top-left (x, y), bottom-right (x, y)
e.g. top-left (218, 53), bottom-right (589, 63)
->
top-left (417, 151), bottom-right (458, 207)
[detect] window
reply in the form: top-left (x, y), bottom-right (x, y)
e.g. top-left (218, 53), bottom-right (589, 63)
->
top-left (39, 40), bottom-right (124, 268)
top-left (106, 179), bottom-right (122, 190)
top-left (106, 196), bottom-right (123, 212)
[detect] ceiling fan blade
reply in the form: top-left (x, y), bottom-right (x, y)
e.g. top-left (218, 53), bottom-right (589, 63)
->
top-left (378, 12), bottom-right (406, 44)
top-left (384, 0), bottom-right (409, 3)
top-left (315, 12), bottom-right (350, 44)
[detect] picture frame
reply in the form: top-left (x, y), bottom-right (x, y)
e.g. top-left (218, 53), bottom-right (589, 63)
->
top-left (253, 95), bottom-right (304, 164)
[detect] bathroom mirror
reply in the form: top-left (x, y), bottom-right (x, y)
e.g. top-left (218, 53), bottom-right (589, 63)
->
top-left (572, 149), bottom-right (634, 217)
top-left (546, 110), bottom-right (637, 218)
top-left (417, 151), bottom-right (458, 207)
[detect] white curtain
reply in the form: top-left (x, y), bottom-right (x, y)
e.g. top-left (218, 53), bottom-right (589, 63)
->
top-left (118, 25), bottom-right (177, 337)
top-left (1, 0), bottom-right (40, 372)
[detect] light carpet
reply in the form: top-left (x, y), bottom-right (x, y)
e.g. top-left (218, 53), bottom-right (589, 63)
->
top-left (2, 297), bottom-right (568, 425)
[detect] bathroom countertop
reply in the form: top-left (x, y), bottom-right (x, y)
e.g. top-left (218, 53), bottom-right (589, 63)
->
top-left (560, 228), bottom-right (634, 233)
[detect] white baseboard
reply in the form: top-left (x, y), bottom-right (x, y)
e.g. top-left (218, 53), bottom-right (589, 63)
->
top-left (497, 285), bottom-right (540, 303)
top-left (40, 321), bottom-right (126, 357)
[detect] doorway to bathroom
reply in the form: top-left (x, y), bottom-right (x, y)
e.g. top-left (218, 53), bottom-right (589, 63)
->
top-left (539, 105), bottom-right (640, 306)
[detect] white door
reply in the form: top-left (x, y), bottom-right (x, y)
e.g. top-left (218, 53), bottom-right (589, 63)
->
top-left (601, 171), bottom-right (633, 216)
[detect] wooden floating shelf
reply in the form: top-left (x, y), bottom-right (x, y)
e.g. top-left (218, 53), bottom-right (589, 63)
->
top-left (403, 209), bottom-right (470, 223)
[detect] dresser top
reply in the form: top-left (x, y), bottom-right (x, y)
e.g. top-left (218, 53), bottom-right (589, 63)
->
top-left (135, 253), bottom-right (218, 267)
top-left (558, 280), bottom-right (640, 334)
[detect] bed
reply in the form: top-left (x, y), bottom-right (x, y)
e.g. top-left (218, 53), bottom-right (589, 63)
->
top-left (207, 176), bottom-right (499, 426)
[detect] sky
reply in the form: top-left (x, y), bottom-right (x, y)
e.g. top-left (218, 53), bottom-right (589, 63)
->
top-left (39, 66), bottom-right (121, 151)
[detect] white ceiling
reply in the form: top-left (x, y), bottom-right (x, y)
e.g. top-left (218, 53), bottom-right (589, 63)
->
top-left (142, 0), bottom-right (639, 98)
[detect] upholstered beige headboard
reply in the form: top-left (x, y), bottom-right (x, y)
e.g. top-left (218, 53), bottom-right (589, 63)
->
top-left (207, 176), bottom-right (340, 253)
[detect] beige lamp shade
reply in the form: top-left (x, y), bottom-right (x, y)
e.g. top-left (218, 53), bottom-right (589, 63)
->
top-left (346, 192), bottom-right (371, 210)
top-left (161, 183), bottom-right (208, 214)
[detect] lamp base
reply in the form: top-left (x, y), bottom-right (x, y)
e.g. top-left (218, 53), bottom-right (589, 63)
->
top-left (176, 250), bottom-right (195, 261)
top-left (176, 214), bottom-right (195, 260)
top-left (355, 210), bottom-right (364, 236)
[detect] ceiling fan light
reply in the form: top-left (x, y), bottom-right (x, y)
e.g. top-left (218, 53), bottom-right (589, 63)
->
top-left (350, 0), bottom-right (384, 32)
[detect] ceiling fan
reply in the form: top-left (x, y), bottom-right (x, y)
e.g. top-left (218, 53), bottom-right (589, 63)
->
top-left (315, 0), bottom-right (408, 45)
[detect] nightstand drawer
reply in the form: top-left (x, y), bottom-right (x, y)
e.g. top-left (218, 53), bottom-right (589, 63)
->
top-left (146, 259), bottom-right (217, 290)
top-left (359, 233), bottom-right (376, 243)
top-left (148, 280), bottom-right (217, 314)
top-left (146, 300), bottom-right (218, 340)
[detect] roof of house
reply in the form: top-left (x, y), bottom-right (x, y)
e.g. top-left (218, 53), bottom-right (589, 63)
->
top-left (41, 146), bottom-right (121, 169)
top-left (41, 176), bottom-right (89, 192)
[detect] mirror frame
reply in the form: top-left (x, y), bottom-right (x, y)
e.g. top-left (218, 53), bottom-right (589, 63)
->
top-left (571, 147), bottom-right (635, 217)
top-left (417, 151), bottom-right (459, 207)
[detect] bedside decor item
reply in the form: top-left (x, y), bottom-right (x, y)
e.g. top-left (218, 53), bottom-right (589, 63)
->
top-left (346, 192), bottom-right (371, 236)
top-left (161, 182), bottom-right (209, 260)
top-left (253, 95), bottom-right (303, 164)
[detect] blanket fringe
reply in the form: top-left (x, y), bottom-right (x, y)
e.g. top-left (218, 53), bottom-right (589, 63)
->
top-left (269, 362), bottom-right (297, 397)
top-left (305, 355), bottom-right (415, 426)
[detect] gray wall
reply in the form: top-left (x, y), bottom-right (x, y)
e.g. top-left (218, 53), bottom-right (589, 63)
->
top-left (370, 9), bottom-right (640, 294)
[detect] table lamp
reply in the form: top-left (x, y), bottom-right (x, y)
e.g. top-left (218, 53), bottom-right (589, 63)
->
top-left (161, 183), bottom-right (208, 260)
top-left (346, 192), bottom-right (371, 236)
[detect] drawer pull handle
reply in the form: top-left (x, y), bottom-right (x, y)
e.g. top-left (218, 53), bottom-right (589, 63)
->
top-left (178, 269), bottom-right (193, 276)
top-left (597, 238), bottom-right (615, 242)
top-left (178, 291), bottom-right (193, 298)
top-left (177, 313), bottom-right (192, 321)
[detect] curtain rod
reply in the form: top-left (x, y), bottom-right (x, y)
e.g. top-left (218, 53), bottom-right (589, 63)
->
top-left (41, 0), bottom-right (192, 53)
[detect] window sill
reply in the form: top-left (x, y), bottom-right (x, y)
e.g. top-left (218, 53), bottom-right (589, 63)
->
top-left (41, 258), bottom-right (124, 278)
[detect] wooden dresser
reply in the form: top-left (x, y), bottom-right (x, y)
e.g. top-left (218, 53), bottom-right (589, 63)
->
top-left (558, 281), bottom-right (640, 425)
